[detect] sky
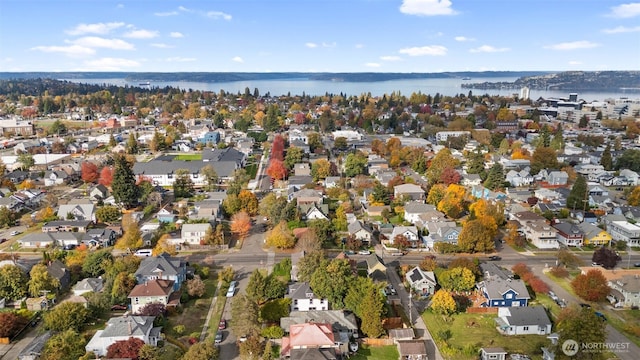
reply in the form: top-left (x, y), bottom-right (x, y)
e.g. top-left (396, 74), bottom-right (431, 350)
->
top-left (0, 0), bottom-right (639, 73)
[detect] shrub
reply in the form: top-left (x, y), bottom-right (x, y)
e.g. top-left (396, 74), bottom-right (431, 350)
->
top-left (549, 266), bottom-right (569, 278)
top-left (173, 324), bottom-right (186, 335)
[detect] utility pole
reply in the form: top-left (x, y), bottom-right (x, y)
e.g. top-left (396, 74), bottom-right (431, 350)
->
top-left (408, 286), bottom-right (413, 326)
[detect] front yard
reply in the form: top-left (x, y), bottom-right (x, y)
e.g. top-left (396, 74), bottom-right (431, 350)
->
top-left (351, 344), bottom-right (399, 360)
top-left (423, 311), bottom-right (549, 360)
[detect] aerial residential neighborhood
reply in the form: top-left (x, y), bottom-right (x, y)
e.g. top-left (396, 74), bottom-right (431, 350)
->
top-left (0, 74), bottom-right (639, 360)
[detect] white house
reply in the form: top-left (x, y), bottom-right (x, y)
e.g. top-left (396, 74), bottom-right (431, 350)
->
top-left (72, 278), bottom-right (104, 297)
top-left (390, 226), bottom-right (420, 246)
top-left (85, 315), bottom-right (162, 357)
top-left (180, 223), bottom-right (212, 245)
top-left (405, 266), bottom-right (437, 296)
top-left (347, 220), bottom-right (373, 244)
top-left (523, 220), bottom-right (559, 249)
top-left (403, 202), bottom-right (437, 224)
top-left (607, 221), bottom-right (640, 247)
top-left (286, 282), bottom-right (328, 312)
top-left (495, 306), bottom-right (552, 336)
top-left (128, 279), bottom-right (178, 314)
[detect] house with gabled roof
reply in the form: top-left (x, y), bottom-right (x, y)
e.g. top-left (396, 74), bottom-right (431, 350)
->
top-left (286, 282), bottom-right (328, 312)
top-left (301, 203), bottom-right (330, 221)
top-left (405, 266), bottom-right (437, 296)
top-left (57, 202), bottom-right (96, 222)
top-left (403, 202), bottom-right (437, 224)
top-left (134, 253), bottom-right (187, 291)
top-left (280, 310), bottom-right (358, 339)
top-left (553, 221), bottom-right (584, 247)
top-left (495, 306), bottom-right (552, 335)
top-left (390, 225), bottom-right (420, 247)
top-left (479, 276), bottom-right (530, 307)
top-left (576, 222), bottom-right (612, 246)
top-left (128, 279), bottom-right (179, 314)
top-left (347, 220), bottom-right (373, 244)
top-left (394, 183), bottom-right (425, 202)
top-left (424, 221), bottom-right (461, 249)
top-left (180, 223), bottom-right (211, 245)
top-left (280, 322), bottom-right (338, 359)
top-left (397, 340), bottom-right (427, 360)
top-left (85, 315), bottom-right (162, 357)
top-left (365, 253), bottom-right (387, 282)
top-left (73, 277), bottom-right (104, 296)
top-left (291, 188), bottom-right (323, 205)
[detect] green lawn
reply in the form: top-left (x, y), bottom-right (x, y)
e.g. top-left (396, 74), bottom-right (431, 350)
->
top-left (423, 311), bottom-right (549, 360)
top-left (245, 163), bottom-right (258, 178)
top-left (174, 154), bottom-right (202, 161)
top-left (351, 344), bottom-right (399, 360)
top-left (166, 272), bottom-right (217, 342)
top-left (605, 308), bottom-right (640, 348)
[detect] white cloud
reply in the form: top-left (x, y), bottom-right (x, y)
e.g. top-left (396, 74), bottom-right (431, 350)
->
top-left (155, 11), bottom-right (179, 17)
top-left (82, 57), bottom-right (141, 70)
top-left (117, 4), bottom-right (124, 9)
top-left (31, 45), bottom-right (95, 56)
top-left (166, 57), bottom-right (196, 62)
top-left (455, 36), bottom-right (474, 42)
top-left (66, 22), bottom-right (125, 35)
top-left (170, 32), bottom-right (184, 38)
top-left (380, 56), bottom-right (401, 61)
top-left (355, 44), bottom-right (364, 49)
top-left (400, 0), bottom-right (457, 16)
top-left (399, 45), bottom-right (447, 56)
top-left (607, 3), bottom-right (640, 18)
top-left (469, 45), bottom-right (510, 53)
top-left (305, 42), bottom-right (318, 48)
top-left (123, 29), bottom-right (159, 39)
top-left (151, 43), bottom-right (173, 49)
top-left (178, 6), bottom-right (193, 13)
top-left (602, 25), bottom-right (640, 34)
top-left (568, 60), bottom-right (583, 65)
top-left (322, 42), bottom-right (336, 48)
top-left (206, 11), bottom-right (232, 20)
top-left (70, 37), bottom-right (135, 50)
top-left (232, 56), bottom-right (244, 63)
top-left (365, 63), bottom-right (381, 68)
top-left (544, 40), bottom-right (600, 50)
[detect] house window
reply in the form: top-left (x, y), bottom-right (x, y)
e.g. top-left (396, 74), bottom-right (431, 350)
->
top-left (506, 293), bottom-right (512, 299)
top-left (134, 297), bottom-right (139, 304)
top-left (523, 326), bottom-right (529, 331)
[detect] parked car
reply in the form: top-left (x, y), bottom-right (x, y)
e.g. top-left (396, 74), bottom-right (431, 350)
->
top-left (390, 251), bottom-right (404, 256)
top-left (634, 263), bottom-right (640, 268)
top-left (215, 331), bottom-right (223, 344)
top-left (110, 304), bottom-right (128, 311)
top-left (594, 311), bottom-right (607, 321)
top-left (488, 255), bottom-right (502, 261)
top-left (218, 319), bottom-right (226, 330)
top-left (0, 238), bottom-right (6, 244)
top-left (358, 250), bottom-right (371, 255)
top-left (226, 281), bottom-right (237, 297)
top-left (548, 291), bottom-right (558, 301)
top-left (556, 298), bottom-right (567, 308)
top-left (10, 231), bottom-right (20, 236)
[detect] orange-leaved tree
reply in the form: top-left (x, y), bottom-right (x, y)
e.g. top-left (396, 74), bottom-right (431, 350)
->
top-left (231, 211), bottom-right (252, 241)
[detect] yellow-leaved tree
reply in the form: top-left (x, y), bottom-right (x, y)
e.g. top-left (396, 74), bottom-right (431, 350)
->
top-left (115, 223), bottom-right (142, 250)
top-left (230, 211), bottom-right (252, 241)
top-left (436, 184), bottom-right (467, 219)
top-left (265, 221), bottom-right (295, 249)
top-left (430, 289), bottom-right (456, 315)
top-left (153, 234), bottom-right (176, 256)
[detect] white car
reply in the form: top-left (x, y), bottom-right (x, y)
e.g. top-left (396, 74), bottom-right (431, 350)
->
top-left (10, 231), bottom-right (20, 236)
top-left (358, 250), bottom-right (371, 255)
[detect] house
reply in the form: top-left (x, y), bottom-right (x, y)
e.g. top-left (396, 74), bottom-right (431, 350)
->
top-left (134, 253), bottom-right (187, 291)
top-left (397, 340), bottom-right (427, 360)
top-left (73, 277), bottom-right (104, 296)
top-left (301, 203), bottom-right (330, 221)
top-left (390, 226), bottom-right (421, 247)
top-left (280, 322), bottom-right (338, 359)
top-left (43, 170), bottom-right (70, 186)
top-left (495, 306), bottom-right (552, 335)
top-left (156, 206), bottom-right (176, 223)
top-left (291, 189), bottom-right (323, 205)
top-left (394, 184), bottom-right (425, 202)
top-left (548, 171), bottom-right (569, 185)
top-left (480, 347), bottom-right (507, 360)
top-left (324, 176), bottom-right (340, 188)
top-left (128, 279), bottom-right (179, 314)
top-left (293, 163), bottom-right (311, 177)
top-left (85, 315), bottom-right (162, 357)
top-left (197, 131), bottom-right (220, 146)
top-left (553, 221), bottom-right (584, 247)
top-left (347, 220), bottom-right (373, 244)
top-left (405, 266), bottom-right (437, 296)
top-left (286, 282), bottom-right (329, 311)
top-left (403, 202), bottom-right (437, 224)
top-left (462, 173), bottom-right (483, 187)
top-left (42, 220), bottom-right (91, 233)
top-left (424, 221), bottom-right (461, 248)
top-left (288, 175), bottom-right (314, 191)
top-left (607, 221), bottom-right (640, 247)
top-left (90, 184), bottom-right (109, 200)
top-left (389, 328), bottom-right (415, 343)
top-left (505, 169), bottom-right (533, 187)
top-left (280, 310), bottom-right (358, 339)
top-left (620, 169), bottom-right (640, 185)
top-left (57, 202), bottom-right (96, 222)
top-left (522, 220), bottom-right (559, 249)
top-left (47, 260), bottom-right (71, 291)
top-left (81, 228), bottom-right (118, 247)
top-left (17, 331), bottom-right (52, 360)
top-left (480, 277), bottom-right (530, 307)
top-left (534, 188), bottom-right (562, 202)
top-left (180, 223), bottom-right (212, 245)
top-left (365, 253), bottom-right (387, 282)
top-left (608, 274), bottom-right (640, 308)
top-left (19, 232), bottom-right (78, 248)
top-left (576, 222), bottom-right (612, 246)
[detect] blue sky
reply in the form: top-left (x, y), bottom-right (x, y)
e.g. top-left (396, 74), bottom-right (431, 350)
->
top-left (1, 0), bottom-right (639, 72)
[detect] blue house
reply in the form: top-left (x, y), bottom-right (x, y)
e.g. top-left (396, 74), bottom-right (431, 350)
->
top-left (471, 185), bottom-right (507, 201)
top-left (134, 253), bottom-right (188, 291)
top-left (156, 206), bottom-right (176, 223)
top-left (198, 131), bottom-right (220, 146)
top-left (480, 277), bottom-right (530, 307)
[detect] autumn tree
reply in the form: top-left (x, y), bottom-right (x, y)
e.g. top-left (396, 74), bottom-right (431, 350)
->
top-left (426, 184), bottom-right (446, 206)
top-left (439, 167), bottom-right (461, 185)
top-left (393, 234), bottom-right (411, 251)
top-left (230, 211), bottom-right (252, 241)
top-left (153, 234), bottom-right (176, 256)
top-left (469, 198), bottom-right (504, 226)
top-left (430, 289), bottom-right (457, 315)
top-left (106, 337), bottom-right (146, 360)
top-left (0, 265), bottom-right (28, 300)
top-left (266, 159), bottom-right (287, 181)
top-left (420, 255), bottom-right (438, 271)
top-left (438, 267), bottom-right (476, 292)
top-left (96, 205), bottom-right (121, 223)
top-left (503, 222), bottom-right (523, 247)
top-left (448, 257), bottom-right (481, 279)
top-left (28, 263), bottom-right (60, 296)
top-left (298, 228), bottom-right (322, 252)
top-left (238, 190), bottom-right (259, 216)
top-left (437, 184), bottom-right (467, 219)
top-left (457, 217), bottom-right (496, 253)
top-left (43, 302), bottom-right (89, 331)
top-left (0, 312), bottom-right (28, 338)
top-left (284, 146), bottom-right (304, 170)
top-left (571, 268), bottom-right (611, 302)
top-left (40, 329), bottom-right (87, 360)
top-left (81, 161), bottom-right (99, 184)
top-left (530, 146), bottom-right (559, 175)
top-left (186, 275), bottom-right (206, 298)
top-left (265, 220), bottom-right (295, 248)
top-left (556, 306), bottom-right (607, 360)
top-left (180, 341), bottom-right (219, 360)
top-left (426, 148), bottom-right (458, 185)
top-left (592, 246), bottom-right (620, 269)
top-left (343, 152), bottom-right (368, 177)
top-left (115, 223), bottom-right (143, 250)
top-left (628, 185), bottom-right (640, 206)
top-left (98, 166), bottom-right (114, 186)
top-left (311, 159), bottom-right (332, 181)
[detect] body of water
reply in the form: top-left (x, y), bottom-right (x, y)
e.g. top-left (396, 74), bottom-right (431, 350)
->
top-left (61, 77), bottom-right (639, 102)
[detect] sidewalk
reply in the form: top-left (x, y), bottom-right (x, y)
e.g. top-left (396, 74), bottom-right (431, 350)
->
top-left (387, 266), bottom-right (444, 360)
top-left (200, 281), bottom-right (223, 342)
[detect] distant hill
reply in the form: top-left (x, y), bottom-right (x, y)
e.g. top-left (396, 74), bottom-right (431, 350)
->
top-left (461, 71), bottom-right (640, 92)
top-left (0, 71), bottom-right (548, 83)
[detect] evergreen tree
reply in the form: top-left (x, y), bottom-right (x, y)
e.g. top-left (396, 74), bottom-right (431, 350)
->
top-left (484, 163), bottom-right (505, 190)
top-left (466, 150), bottom-right (485, 175)
top-left (550, 131), bottom-right (564, 151)
top-left (108, 133), bottom-right (117, 147)
top-left (578, 115), bottom-right (589, 128)
top-left (125, 132), bottom-right (138, 154)
top-left (111, 155), bottom-right (139, 208)
top-left (173, 169), bottom-right (194, 198)
top-left (600, 144), bottom-right (613, 171)
top-left (567, 175), bottom-right (588, 210)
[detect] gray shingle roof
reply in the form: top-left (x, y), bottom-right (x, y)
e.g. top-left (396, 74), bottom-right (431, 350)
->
top-left (100, 315), bottom-right (156, 338)
top-left (502, 306), bottom-right (551, 326)
top-left (135, 254), bottom-right (184, 278)
top-left (280, 310), bottom-right (358, 332)
top-left (483, 278), bottom-right (530, 300)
